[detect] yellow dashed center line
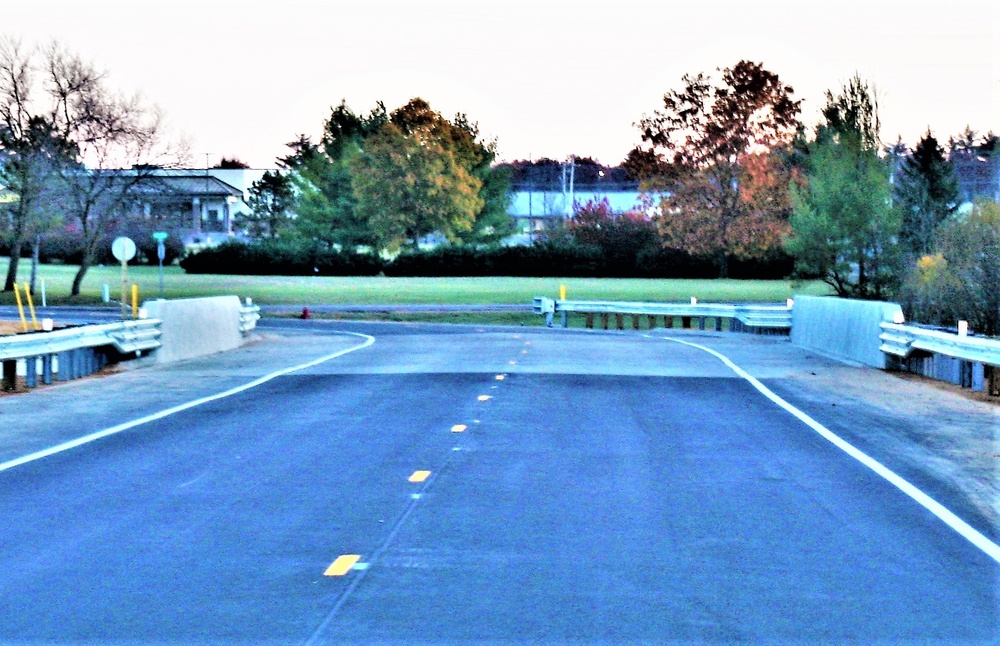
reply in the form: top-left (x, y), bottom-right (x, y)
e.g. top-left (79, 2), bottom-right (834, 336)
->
top-left (324, 554), bottom-right (361, 577)
top-left (451, 424), bottom-right (467, 433)
top-left (495, 375), bottom-right (506, 381)
top-left (409, 470), bottom-right (431, 483)
top-left (478, 395), bottom-right (492, 402)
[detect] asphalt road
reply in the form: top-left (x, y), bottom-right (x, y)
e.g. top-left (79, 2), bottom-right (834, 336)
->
top-left (0, 321), bottom-right (996, 644)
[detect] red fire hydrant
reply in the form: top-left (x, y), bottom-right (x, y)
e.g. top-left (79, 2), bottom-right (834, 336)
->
top-left (300, 307), bottom-right (311, 320)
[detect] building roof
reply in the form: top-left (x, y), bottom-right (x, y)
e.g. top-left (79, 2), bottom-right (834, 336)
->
top-left (131, 175), bottom-right (244, 199)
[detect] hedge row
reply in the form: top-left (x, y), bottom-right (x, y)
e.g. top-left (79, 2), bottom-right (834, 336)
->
top-left (178, 240), bottom-right (384, 276)
top-left (179, 239), bottom-right (795, 279)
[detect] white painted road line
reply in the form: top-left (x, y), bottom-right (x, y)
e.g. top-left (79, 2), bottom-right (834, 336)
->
top-left (663, 336), bottom-right (1000, 566)
top-left (0, 333), bottom-right (376, 474)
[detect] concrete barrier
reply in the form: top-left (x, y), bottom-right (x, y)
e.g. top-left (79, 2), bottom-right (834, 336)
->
top-left (142, 296), bottom-right (246, 364)
top-left (791, 295), bottom-right (903, 368)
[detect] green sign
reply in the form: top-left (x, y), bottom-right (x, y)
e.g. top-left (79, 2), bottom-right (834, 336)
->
top-left (152, 231), bottom-right (168, 242)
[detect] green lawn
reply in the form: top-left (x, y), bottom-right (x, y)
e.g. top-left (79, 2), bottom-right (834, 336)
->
top-left (0, 258), bottom-right (831, 309)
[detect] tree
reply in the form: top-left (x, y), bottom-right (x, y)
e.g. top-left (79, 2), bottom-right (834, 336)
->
top-left (350, 121), bottom-right (482, 253)
top-left (635, 60), bottom-right (802, 276)
top-left (900, 201), bottom-right (1000, 335)
top-left (786, 75), bottom-right (899, 299)
top-left (42, 44), bottom-right (176, 296)
top-left (0, 40), bottom-right (178, 296)
top-left (215, 157), bottom-right (249, 169)
top-left (934, 201), bottom-right (1000, 335)
top-left (242, 170), bottom-right (294, 239)
top-left (0, 38), bottom-right (75, 292)
top-left (279, 102), bottom-right (386, 248)
top-left (388, 99), bottom-right (510, 245)
top-left (567, 198), bottom-right (658, 275)
top-left (894, 130), bottom-right (959, 257)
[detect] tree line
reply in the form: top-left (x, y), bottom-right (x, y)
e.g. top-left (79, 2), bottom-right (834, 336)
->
top-left (627, 61), bottom-right (999, 334)
top-left (2, 38), bottom-right (997, 334)
top-left (238, 98), bottom-right (513, 252)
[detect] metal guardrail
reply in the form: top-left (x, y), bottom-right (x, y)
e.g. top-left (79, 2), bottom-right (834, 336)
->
top-left (240, 301), bottom-right (261, 335)
top-left (0, 319), bottom-right (162, 391)
top-left (533, 298), bottom-right (793, 331)
top-left (879, 322), bottom-right (1000, 365)
top-left (0, 320), bottom-right (162, 361)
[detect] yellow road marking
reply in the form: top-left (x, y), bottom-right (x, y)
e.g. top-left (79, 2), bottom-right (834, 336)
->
top-left (509, 360), bottom-right (517, 365)
top-left (451, 424), bottom-right (467, 433)
top-left (409, 470), bottom-right (431, 483)
top-left (495, 375), bottom-right (506, 381)
top-left (478, 395), bottom-right (492, 401)
top-left (324, 554), bottom-right (361, 576)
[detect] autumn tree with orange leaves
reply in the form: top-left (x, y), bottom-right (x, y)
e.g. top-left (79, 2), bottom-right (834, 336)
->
top-left (634, 60), bottom-right (802, 277)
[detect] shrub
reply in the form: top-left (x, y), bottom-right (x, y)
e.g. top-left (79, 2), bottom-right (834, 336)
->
top-left (180, 239), bottom-right (385, 276)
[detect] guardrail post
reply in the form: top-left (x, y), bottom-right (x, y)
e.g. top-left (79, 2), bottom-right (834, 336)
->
top-left (561, 310), bottom-right (568, 328)
top-left (42, 354), bottom-right (53, 385)
top-left (585, 313), bottom-right (594, 329)
top-left (972, 362), bottom-right (986, 392)
top-left (681, 316), bottom-right (691, 329)
top-left (600, 313), bottom-right (609, 330)
top-left (615, 314), bottom-right (624, 330)
top-left (698, 317), bottom-right (706, 331)
top-left (631, 315), bottom-right (640, 330)
top-left (2, 360), bottom-right (16, 391)
top-left (57, 351), bottom-right (70, 381)
top-left (24, 357), bottom-right (38, 388)
top-left (714, 318), bottom-right (723, 332)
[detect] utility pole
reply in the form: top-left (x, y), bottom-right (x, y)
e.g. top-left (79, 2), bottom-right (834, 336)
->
top-left (561, 156), bottom-right (575, 219)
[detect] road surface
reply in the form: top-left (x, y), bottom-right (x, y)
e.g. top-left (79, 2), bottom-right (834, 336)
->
top-left (0, 321), bottom-right (996, 644)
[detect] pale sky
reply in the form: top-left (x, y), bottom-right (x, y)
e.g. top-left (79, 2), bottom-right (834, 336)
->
top-left (6, 0), bottom-right (998, 168)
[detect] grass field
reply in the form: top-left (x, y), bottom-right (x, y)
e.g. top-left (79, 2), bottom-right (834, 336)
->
top-left (0, 258), bottom-right (831, 323)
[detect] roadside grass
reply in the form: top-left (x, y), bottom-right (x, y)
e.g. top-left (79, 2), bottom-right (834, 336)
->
top-left (0, 258), bottom-right (831, 320)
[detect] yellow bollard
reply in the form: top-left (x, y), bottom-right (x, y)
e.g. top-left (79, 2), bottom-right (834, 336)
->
top-left (13, 284), bottom-right (28, 332)
top-left (132, 284), bottom-right (139, 319)
top-left (22, 283), bottom-right (39, 330)
top-left (559, 284), bottom-right (567, 301)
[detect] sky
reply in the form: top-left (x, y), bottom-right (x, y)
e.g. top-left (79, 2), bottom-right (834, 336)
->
top-left (5, 0), bottom-right (998, 169)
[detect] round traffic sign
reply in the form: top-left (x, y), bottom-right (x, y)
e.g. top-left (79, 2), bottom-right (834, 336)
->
top-left (111, 236), bottom-right (137, 262)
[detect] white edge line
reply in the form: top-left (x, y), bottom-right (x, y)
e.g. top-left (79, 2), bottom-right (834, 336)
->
top-left (0, 332), bottom-right (376, 474)
top-left (662, 336), bottom-right (1000, 566)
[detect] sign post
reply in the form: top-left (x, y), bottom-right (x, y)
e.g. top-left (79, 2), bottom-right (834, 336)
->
top-left (111, 236), bottom-right (137, 319)
top-left (152, 231), bottom-right (168, 299)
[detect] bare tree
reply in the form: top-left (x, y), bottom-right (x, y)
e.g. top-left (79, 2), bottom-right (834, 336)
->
top-left (0, 37), bottom-right (70, 292)
top-left (43, 43), bottom-right (180, 296)
top-left (0, 37), bottom-right (182, 296)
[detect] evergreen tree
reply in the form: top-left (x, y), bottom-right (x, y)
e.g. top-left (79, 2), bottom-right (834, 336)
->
top-left (242, 170), bottom-right (294, 239)
top-left (894, 130), bottom-right (959, 257)
top-left (786, 75), bottom-right (899, 299)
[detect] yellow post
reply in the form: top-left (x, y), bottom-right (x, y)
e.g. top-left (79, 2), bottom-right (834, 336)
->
top-left (22, 283), bottom-right (39, 330)
top-left (132, 284), bottom-right (139, 319)
top-left (559, 284), bottom-right (567, 301)
top-left (13, 284), bottom-right (28, 331)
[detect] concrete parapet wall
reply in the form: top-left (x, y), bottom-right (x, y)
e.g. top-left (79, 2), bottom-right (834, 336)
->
top-left (791, 295), bottom-right (903, 369)
top-left (142, 296), bottom-right (245, 364)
